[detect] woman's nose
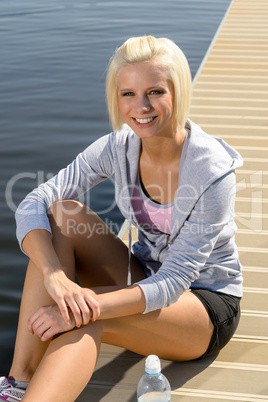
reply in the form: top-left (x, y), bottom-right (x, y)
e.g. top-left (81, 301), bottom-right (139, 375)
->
top-left (136, 94), bottom-right (151, 113)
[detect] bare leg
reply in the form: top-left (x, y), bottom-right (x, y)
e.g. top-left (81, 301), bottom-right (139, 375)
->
top-left (9, 262), bottom-right (56, 381)
top-left (22, 290), bottom-right (213, 401)
top-left (22, 323), bottom-right (103, 402)
top-left (9, 200), bottom-right (145, 381)
top-left (102, 290), bottom-right (213, 361)
top-left (9, 200), bottom-right (213, 401)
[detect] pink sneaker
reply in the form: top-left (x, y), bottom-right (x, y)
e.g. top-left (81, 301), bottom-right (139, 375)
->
top-left (0, 377), bottom-right (25, 401)
top-left (0, 377), bottom-right (10, 393)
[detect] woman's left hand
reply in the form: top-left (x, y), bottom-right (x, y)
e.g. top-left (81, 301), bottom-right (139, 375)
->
top-left (28, 304), bottom-right (77, 342)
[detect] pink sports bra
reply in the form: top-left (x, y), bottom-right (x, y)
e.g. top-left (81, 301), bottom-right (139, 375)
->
top-left (131, 175), bottom-right (174, 235)
top-left (131, 129), bottom-right (190, 234)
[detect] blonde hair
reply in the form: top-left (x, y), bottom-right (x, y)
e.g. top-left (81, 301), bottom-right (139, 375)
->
top-left (106, 35), bottom-right (192, 131)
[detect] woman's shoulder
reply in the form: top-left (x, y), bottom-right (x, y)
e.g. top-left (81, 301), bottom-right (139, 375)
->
top-left (178, 120), bottom-right (243, 194)
top-left (112, 124), bottom-right (138, 143)
top-left (83, 125), bottom-right (138, 153)
top-left (187, 119), bottom-right (243, 170)
top-left (91, 125), bottom-right (138, 150)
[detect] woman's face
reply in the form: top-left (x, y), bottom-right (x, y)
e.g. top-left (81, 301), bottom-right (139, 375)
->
top-left (117, 61), bottom-right (176, 139)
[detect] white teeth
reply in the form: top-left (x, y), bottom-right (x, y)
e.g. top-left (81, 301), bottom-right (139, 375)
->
top-left (135, 117), bottom-right (154, 124)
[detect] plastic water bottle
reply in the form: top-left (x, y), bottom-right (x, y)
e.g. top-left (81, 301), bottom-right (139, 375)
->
top-left (137, 355), bottom-right (171, 401)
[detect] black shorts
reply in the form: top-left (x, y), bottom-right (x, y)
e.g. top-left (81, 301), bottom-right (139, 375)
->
top-left (191, 288), bottom-right (241, 358)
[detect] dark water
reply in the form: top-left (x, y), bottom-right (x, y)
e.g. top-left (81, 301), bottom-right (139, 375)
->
top-left (0, 0), bottom-right (230, 373)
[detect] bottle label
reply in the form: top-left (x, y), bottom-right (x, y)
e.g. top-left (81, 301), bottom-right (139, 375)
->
top-left (138, 392), bottom-right (171, 401)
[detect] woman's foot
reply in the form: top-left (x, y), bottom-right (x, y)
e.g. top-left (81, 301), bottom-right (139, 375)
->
top-left (0, 377), bottom-right (26, 401)
top-left (0, 377), bottom-right (10, 393)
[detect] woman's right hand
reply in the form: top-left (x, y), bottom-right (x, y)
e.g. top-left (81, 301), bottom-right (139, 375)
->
top-left (44, 269), bottom-right (100, 327)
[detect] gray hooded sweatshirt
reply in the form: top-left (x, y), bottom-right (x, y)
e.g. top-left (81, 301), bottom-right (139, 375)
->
top-left (16, 120), bottom-right (243, 313)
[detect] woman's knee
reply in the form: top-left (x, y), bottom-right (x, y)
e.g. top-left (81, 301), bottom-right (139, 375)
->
top-left (47, 200), bottom-right (97, 238)
top-left (48, 200), bottom-right (84, 226)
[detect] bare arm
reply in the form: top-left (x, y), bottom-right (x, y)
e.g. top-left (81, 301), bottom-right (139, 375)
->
top-left (28, 284), bottom-right (146, 341)
top-left (94, 285), bottom-right (146, 320)
top-left (22, 229), bottom-right (100, 326)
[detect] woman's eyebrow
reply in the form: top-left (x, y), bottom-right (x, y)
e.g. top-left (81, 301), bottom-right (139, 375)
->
top-left (119, 84), bottom-right (165, 92)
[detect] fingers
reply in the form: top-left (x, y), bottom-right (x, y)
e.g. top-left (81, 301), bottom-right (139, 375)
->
top-left (65, 296), bottom-right (86, 327)
top-left (28, 309), bottom-right (40, 334)
top-left (74, 296), bottom-right (92, 326)
top-left (66, 292), bottom-right (99, 326)
top-left (84, 294), bottom-right (100, 322)
top-left (60, 289), bottom-right (100, 327)
top-left (28, 304), bottom-right (76, 341)
top-left (44, 272), bottom-right (98, 327)
top-left (56, 296), bottom-right (72, 325)
top-left (28, 306), bottom-right (56, 341)
top-left (33, 322), bottom-right (52, 342)
top-left (39, 326), bottom-right (58, 342)
top-left (30, 276), bottom-right (101, 342)
top-left (27, 292), bottom-right (99, 342)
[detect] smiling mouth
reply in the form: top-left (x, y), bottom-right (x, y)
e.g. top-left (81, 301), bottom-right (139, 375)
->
top-left (134, 117), bottom-right (156, 124)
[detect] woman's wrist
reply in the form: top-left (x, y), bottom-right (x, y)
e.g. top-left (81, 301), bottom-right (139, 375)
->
top-left (95, 285), bottom-right (146, 320)
top-left (42, 263), bottom-right (64, 277)
top-left (22, 229), bottom-right (64, 277)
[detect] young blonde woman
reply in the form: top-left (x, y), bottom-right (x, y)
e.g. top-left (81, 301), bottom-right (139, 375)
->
top-left (0, 36), bottom-right (243, 401)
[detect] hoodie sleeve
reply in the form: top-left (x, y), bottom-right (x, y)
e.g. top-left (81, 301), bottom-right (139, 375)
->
top-left (136, 170), bottom-right (238, 313)
top-left (15, 133), bottom-right (115, 251)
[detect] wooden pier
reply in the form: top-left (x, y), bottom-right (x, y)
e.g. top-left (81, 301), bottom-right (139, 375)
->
top-left (78, 0), bottom-right (268, 400)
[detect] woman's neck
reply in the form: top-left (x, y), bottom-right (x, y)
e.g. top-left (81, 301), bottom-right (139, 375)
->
top-left (138, 127), bottom-right (187, 205)
top-left (140, 127), bottom-right (186, 166)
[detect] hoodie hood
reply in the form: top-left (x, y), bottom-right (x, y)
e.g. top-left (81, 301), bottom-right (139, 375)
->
top-left (170, 119), bottom-right (243, 238)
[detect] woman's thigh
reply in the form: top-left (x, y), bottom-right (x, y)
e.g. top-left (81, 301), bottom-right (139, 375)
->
top-left (48, 200), bottom-right (147, 287)
top-left (101, 291), bottom-right (214, 361)
top-left (48, 202), bottom-right (214, 360)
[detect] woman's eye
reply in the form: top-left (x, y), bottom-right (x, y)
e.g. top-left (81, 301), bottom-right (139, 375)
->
top-left (122, 92), bottom-right (134, 96)
top-left (150, 90), bottom-right (163, 95)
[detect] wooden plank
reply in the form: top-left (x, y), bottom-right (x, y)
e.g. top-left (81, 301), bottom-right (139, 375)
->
top-left (190, 106), bottom-right (268, 119)
top-left (241, 290), bottom-right (268, 313)
top-left (78, 0), bottom-right (268, 400)
top-left (238, 249), bottom-right (268, 268)
top-left (236, 170), bottom-right (268, 185)
top-left (235, 198), bottom-right (268, 214)
top-left (236, 214), bottom-right (268, 232)
top-left (85, 349), bottom-right (268, 400)
top-left (242, 268), bottom-right (268, 289)
top-left (236, 230), bottom-right (268, 248)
